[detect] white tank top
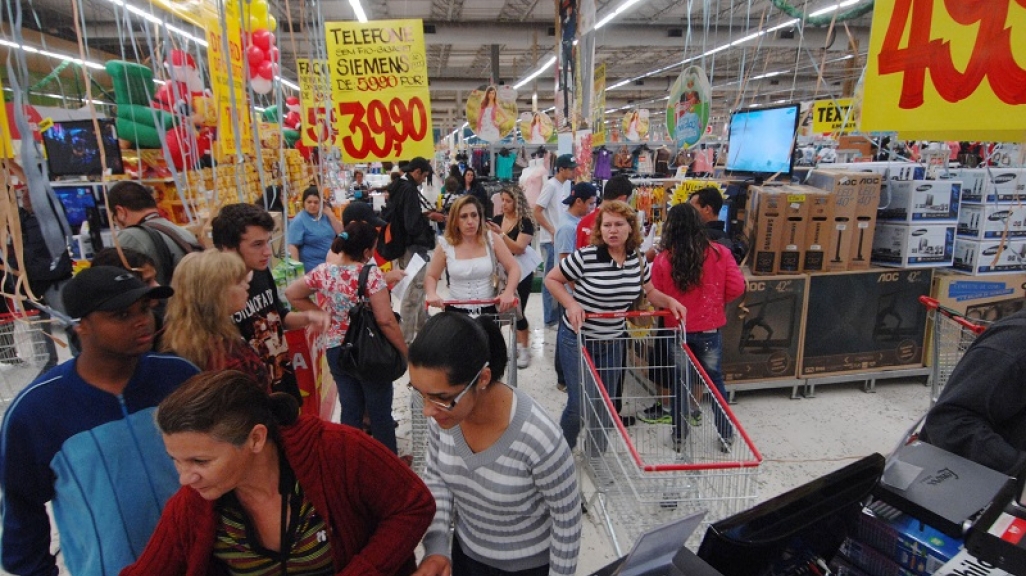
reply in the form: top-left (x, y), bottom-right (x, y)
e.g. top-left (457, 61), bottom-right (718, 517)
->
top-left (440, 234), bottom-right (497, 300)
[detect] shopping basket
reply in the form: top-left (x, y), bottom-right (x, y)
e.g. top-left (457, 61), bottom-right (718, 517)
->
top-left (408, 297), bottom-right (518, 474)
top-left (577, 310), bottom-right (762, 555)
top-left (0, 311), bottom-right (54, 418)
top-left (918, 296), bottom-right (989, 406)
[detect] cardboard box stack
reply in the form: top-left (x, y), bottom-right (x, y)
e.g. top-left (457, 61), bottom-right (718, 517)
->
top-left (802, 170), bottom-right (882, 272)
top-left (953, 168), bottom-right (1026, 275)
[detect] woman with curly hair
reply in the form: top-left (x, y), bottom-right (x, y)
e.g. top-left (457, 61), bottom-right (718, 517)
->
top-left (648, 201), bottom-right (745, 451)
top-left (160, 250), bottom-right (270, 389)
top-left (486, 186), bottom-right (536, 368)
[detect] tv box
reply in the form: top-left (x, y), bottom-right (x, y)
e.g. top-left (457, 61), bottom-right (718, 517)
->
top-left (876, 441), bottom-right (1010, 538)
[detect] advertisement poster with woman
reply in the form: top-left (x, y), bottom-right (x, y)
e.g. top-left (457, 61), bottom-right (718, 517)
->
top-left (621, 108), bottom-right (649, 142)
top-left (466, 85), bottom-right (518, 142)
top-left (667, 66), bottom-right (711, 151)
top-left (518, 111), bottom-right (555, 144)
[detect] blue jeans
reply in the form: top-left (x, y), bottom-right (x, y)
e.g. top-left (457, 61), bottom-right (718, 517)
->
top-left (665, 331), bottom-right (731, 442)
top-left (540, 242), bottom-right (557, 326)
top-left (557, 323), bottom-right (625, 452)
top-left (326, 346), bottom-right (398, 454)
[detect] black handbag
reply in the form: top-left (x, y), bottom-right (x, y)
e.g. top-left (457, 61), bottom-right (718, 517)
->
top-left (338, 265), bottom-right (407, 382)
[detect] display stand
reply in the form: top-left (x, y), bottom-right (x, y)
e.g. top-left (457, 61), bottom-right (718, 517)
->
top-left (727, 378), bottom-right (806, 402)
top-left (802, 366), bottom-right (932, 398)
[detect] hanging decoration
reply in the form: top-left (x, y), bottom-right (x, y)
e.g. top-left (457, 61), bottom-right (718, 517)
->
top-left (244, 0), bottom-right (279, 95)
top-left (769, 0), bottom-right (875, 26)
top-left (518, 111), bottom-right (555, 144)
top-left (466, 85), bottom-right (518, 142)
top-left (621, 108), bottom-right (649, 142)
top-left (667, 66), bottom-right (711, 151)
top-left (555, 0), bottom-right (578, 129)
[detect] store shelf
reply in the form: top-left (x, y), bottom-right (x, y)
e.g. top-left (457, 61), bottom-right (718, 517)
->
top-left (803, 366), bottom-right (932, 398)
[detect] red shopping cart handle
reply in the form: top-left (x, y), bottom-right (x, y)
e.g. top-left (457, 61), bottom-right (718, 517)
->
top-left (918, 295), bottom-right (987, 335)
top-left (584, 310), bottom-right (685, 330)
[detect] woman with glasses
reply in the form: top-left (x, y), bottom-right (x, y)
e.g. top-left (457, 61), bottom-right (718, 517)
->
top-left (409, 312), bottom-right (581, 576)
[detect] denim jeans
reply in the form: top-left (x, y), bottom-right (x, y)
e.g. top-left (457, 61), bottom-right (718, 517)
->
top-left (664, 330), bottom-right (731, 442)
top-left (557, 323), bottom-right (624, 452)
top-left (326, 346), bottom-right (398, 454)
top-left (540, 242), bottom-right (557, 326)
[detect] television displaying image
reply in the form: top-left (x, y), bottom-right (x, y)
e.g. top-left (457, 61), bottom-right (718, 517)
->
top-left (42, 119), bottom-right (124, 177)
top-left (52, 185), bottom-right (97, 230)
top-left (725, 103), bottom-right (800, 180)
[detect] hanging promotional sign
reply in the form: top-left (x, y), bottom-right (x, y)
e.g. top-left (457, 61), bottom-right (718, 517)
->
top-left (150, 0), bottom-right (219, 29)
top-left (466, 85), bottom-right (518, 142)
top-left (324, 19), bottom-right (433, 162)
top-left (0, 77), bottom-right (11, 159)
top-left (592, 63), bottom-right (606, 145)
top-left (297, 59), bottom-right (337, 147)
top-left (621, 108), bottom-right (649, 142)
top-left (518, 111), bottom-right (555, 144)
top-left (812, 98), bottom-right (857, 135)
top-left (555, 0), bottom-right (578, 129)
top-left (207, 0), bottom-right (254, 156)
top-left (861, 0), bottom-right (1026, 141)
top-left (666, 66), bottom-right (710, 151)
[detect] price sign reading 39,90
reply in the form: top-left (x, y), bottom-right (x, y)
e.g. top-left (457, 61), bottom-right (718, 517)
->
top-left (336, 96), bottom-right (428, 158)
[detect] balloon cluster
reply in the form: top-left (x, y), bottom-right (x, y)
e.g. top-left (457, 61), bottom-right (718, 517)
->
top-left (245, 0), bottom-right (279, 95)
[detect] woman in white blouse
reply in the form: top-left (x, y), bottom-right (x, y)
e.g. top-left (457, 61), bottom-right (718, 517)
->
top-left (425, 195), bottom-right (520, 315)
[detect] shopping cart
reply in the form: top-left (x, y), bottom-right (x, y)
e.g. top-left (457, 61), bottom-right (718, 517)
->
top-left (578, 310), bottom-right (762, 556)
top-left (919, 296), bottom-right (989, 406)
top-left (0, 311), bottom-right (54, 419)
top-left (408, 297), bottom-right (519, 474)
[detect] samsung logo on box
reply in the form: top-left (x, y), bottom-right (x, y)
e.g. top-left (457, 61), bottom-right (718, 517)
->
top-left (912, 229), bottom-right (929, 236)
top-left (988, 211), bottom-right (1012, 221)
top-left (994, 173), bottom-right (1017, 184)
top-left (917, 184), bottom-right (933, 192)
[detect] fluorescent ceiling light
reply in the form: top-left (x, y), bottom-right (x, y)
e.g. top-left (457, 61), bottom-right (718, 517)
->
top-left (809, 0), bottom-right (860, 18)
top-left (277, 76), bottom-right (300, 91)
top-left (0, 39), bottom-right (105, 70)
top-left (595, 0), bottom-right (645, 29)
top-left (349, 0), bottom-right (368, 23)
top-left (513, 56), bottom-right (556, 89)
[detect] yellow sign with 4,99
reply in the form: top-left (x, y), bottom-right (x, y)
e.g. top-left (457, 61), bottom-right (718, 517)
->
top-left (324, 19), bottom-right (433, 162)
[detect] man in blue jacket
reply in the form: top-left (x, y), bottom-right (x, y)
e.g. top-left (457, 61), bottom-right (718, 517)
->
top-left (0, 266), bottom-right (200, 576)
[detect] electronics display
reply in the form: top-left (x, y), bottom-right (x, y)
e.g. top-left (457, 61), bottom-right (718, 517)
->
top-left (41, 119), bottom-right (124, 177)
top-left (52, 185), bottom-right (97, 230)
top-left (725, 104), bottom-right (800, 181)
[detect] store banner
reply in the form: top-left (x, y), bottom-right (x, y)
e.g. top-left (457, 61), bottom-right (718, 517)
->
top-left (151, 0), bottom-right (218, 29)
top-left (324, 19), bottom-right (434, 162)
top-left (0, 76), bottom-right (12, 159)
top-left (812, 98), bottom-right (857, 135)
top-left (297, 59), bottom-right (338, 147)
top-left (466, 85), bottom-right (518, 142)
top-left (667, 66), bottom-right (711, 151)
top-left (622, 108), bottom-right (649, 142)
top-left (592, 63), bottom-right (606, 145)
top-left (555, 0), bottom-right (578, 129)
top-left (207, 0), bottom-right (254, 156)
top-left (284, 329), bottom-right (337, 421)
top-left (862, 0), bottom-right (1026, 141)
top-left (519, 111), bottom-right (555, 144)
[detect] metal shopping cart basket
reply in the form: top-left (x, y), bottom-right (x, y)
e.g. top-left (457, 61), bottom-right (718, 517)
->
top-left (919, 296), bottom-right (989, 405)
top-left (0, 311), bottom-right (54, 418)
top-left (578, 310), bottom-right (762, 556)
top-left (409, 298), bottom-right (519, 474)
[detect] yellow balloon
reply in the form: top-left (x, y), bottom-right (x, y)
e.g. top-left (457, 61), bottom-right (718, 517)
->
top-left (267, 15), bottom-right (277, 32)
top-left (249, 14), bottom-right (261, 31)
top-left (251, 0), bottom-right (268, 19)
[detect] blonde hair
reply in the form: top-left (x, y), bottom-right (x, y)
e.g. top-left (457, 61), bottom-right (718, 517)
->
top-left (589, 200), bottom-right (642, 253)
top-left (161, 250), bottom-right (249, 369)
top-left (499, 186), bottom-right (534, 232)
top-left (443, 195), bottom-right (487, 247)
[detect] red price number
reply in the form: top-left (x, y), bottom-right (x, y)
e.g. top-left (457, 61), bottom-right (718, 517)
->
top-left (356, 76), bottom-right (400, 92)
top-left (337, 96), bottom-right (428, 159)
top-left (305, 106), bottom-right (337, 144)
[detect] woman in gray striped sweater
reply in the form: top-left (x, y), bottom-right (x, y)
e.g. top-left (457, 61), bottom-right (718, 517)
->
top-left (409, 313), bottom-right (582, 576)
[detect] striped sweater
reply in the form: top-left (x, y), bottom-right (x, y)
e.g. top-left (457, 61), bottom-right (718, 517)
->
top-left (559, 245), bottom-right (650, 339)
top-left (422, 387), bottom-right (581, 576)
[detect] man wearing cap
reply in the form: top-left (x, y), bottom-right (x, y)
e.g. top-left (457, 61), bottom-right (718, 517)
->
top-left (0, 266), bottom-right (200, 576)
top-left (575, 175), bottom-right (634, 249)
top-left (385, 157), bottom-right (444, 342)
top-left (558, 183), bottom-right (597, 261)
top-left (533, 153), bottom-right (577, 328)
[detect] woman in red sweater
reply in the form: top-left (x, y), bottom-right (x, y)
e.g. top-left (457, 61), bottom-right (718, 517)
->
top-left (647, 202), bottom-right (745, 452)
top-left (120, 370), bottom-right (434, 576)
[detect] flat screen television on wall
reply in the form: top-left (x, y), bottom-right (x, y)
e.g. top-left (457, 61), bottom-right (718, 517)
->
top-left (42, 118), bottom-right (124, 178)
top-left (725, 103), bottom-right (800, 183)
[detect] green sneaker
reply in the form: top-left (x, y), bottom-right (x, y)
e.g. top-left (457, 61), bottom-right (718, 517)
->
top-left (687, 410), bottom-right (703, 427)
top-left (638, 403), bottom-right (672, 424)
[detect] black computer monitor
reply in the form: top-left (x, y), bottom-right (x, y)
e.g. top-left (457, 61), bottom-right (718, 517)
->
top-left (725, 103), bottom-right (800, 183)
top-left (52, 185), bottom-right (96, 232)
top-left (42, 119), bottom-right (124, 178)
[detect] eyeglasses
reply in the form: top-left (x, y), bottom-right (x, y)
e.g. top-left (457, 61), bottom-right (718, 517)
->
top-left (409, 362), bottom-right (489, 412)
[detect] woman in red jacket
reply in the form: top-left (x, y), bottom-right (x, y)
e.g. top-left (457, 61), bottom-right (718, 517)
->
top-left (646, 202), bottom-right (745, 452)
top-left (120, 370), bottom-right (434, 576)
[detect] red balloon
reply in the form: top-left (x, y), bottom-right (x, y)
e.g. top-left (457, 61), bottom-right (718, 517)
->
top-left (268, 46), bottom-right (280, 63)
top-left (257, 60), bottom-right (275, 80)
top-left (247, 45), bottom-right (265, 69)
top-left (251, 29), bottom-right (272, 51)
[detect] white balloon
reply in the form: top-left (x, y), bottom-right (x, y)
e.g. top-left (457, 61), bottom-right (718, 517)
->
top-left (251, 77), bottom-right (273, 95)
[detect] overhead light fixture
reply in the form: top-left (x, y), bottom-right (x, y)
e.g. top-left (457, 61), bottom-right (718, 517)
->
top-left (277, 77), bottom-right (300, 91)
top-left (513, 56), bottom-right (556, 89)
top-left (0, 39), bottom-right (106, 70)
top-left (349, 0), bottom-right (368, 23)
top-left (809, 0), bottom-right (859, 17)
top-left (595, 0), bottom-right (645, 29)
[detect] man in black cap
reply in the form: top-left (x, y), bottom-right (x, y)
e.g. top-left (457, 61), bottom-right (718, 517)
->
top-left (384, 157), bottom-right (444, 342)
top-left (534, 153), bottom-right (577, 328)
top-left (342, 201), bottom-right (387, 227)
top-left (0, 266), bottom-right (200, 576)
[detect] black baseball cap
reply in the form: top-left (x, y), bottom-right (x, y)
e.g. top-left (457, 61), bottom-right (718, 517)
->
top-left (562, 182), bottom-right (598, 205)
top-left (63, 266), bottom-right (174, 320)
top-left (403, 157), bottom-right (433, 174)
top-left (342, 202), bottom-right (386, 227)
top-left (555, 154), bottom-right (578, 169)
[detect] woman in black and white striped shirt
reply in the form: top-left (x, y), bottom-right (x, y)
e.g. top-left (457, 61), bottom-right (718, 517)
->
top-left (544, 200), bottom-right (686, 452)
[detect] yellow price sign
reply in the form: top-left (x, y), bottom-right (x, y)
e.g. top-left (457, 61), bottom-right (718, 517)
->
top-left (298, 59), bottom-right (338, 147)
top-left (862, 0), bottom-right (1026, 141)
top-left (206, 0), bottom-right (254, 156)
top-left (0, 76), bottom-right (12, 158)
top-left (38, 118), bottom-right (54, 133)
top-left (324, 19), bottom-right (434, 162)
top-left (811, 98), bottom-right (856, 135)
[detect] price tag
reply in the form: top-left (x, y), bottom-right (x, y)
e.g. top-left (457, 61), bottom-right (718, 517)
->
top-left (38, 117), bottom-right (54, 133)
top-left (336, 96), bottom-right (429, 158)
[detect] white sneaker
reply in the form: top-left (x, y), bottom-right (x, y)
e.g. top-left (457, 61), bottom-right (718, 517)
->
top-left (517, 347), bottom-right (531, 369)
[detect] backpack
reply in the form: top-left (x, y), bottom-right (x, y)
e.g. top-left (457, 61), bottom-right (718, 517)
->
top-left (377, 180), bottom-right (408, 261)
top-left (132, 221), bottom-right (204, 284)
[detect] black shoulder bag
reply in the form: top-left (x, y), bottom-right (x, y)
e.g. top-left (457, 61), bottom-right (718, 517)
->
top-left (338, 265), bottom-right (407, 382)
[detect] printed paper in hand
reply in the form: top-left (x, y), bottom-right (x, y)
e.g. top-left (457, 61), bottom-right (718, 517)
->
top-left (391, 254), bottom-right (425, 302)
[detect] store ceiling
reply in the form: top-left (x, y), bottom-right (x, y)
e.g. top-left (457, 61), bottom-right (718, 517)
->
top-left (10, 0), bottom-right (873, 130)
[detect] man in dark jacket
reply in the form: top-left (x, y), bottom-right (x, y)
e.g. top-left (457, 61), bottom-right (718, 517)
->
top-left (689, 187), bottom-right (747, 264)
top-left (385, 157), bottom-right (443, 342)
top-left (922, 309), bottom-right (1026, 475)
